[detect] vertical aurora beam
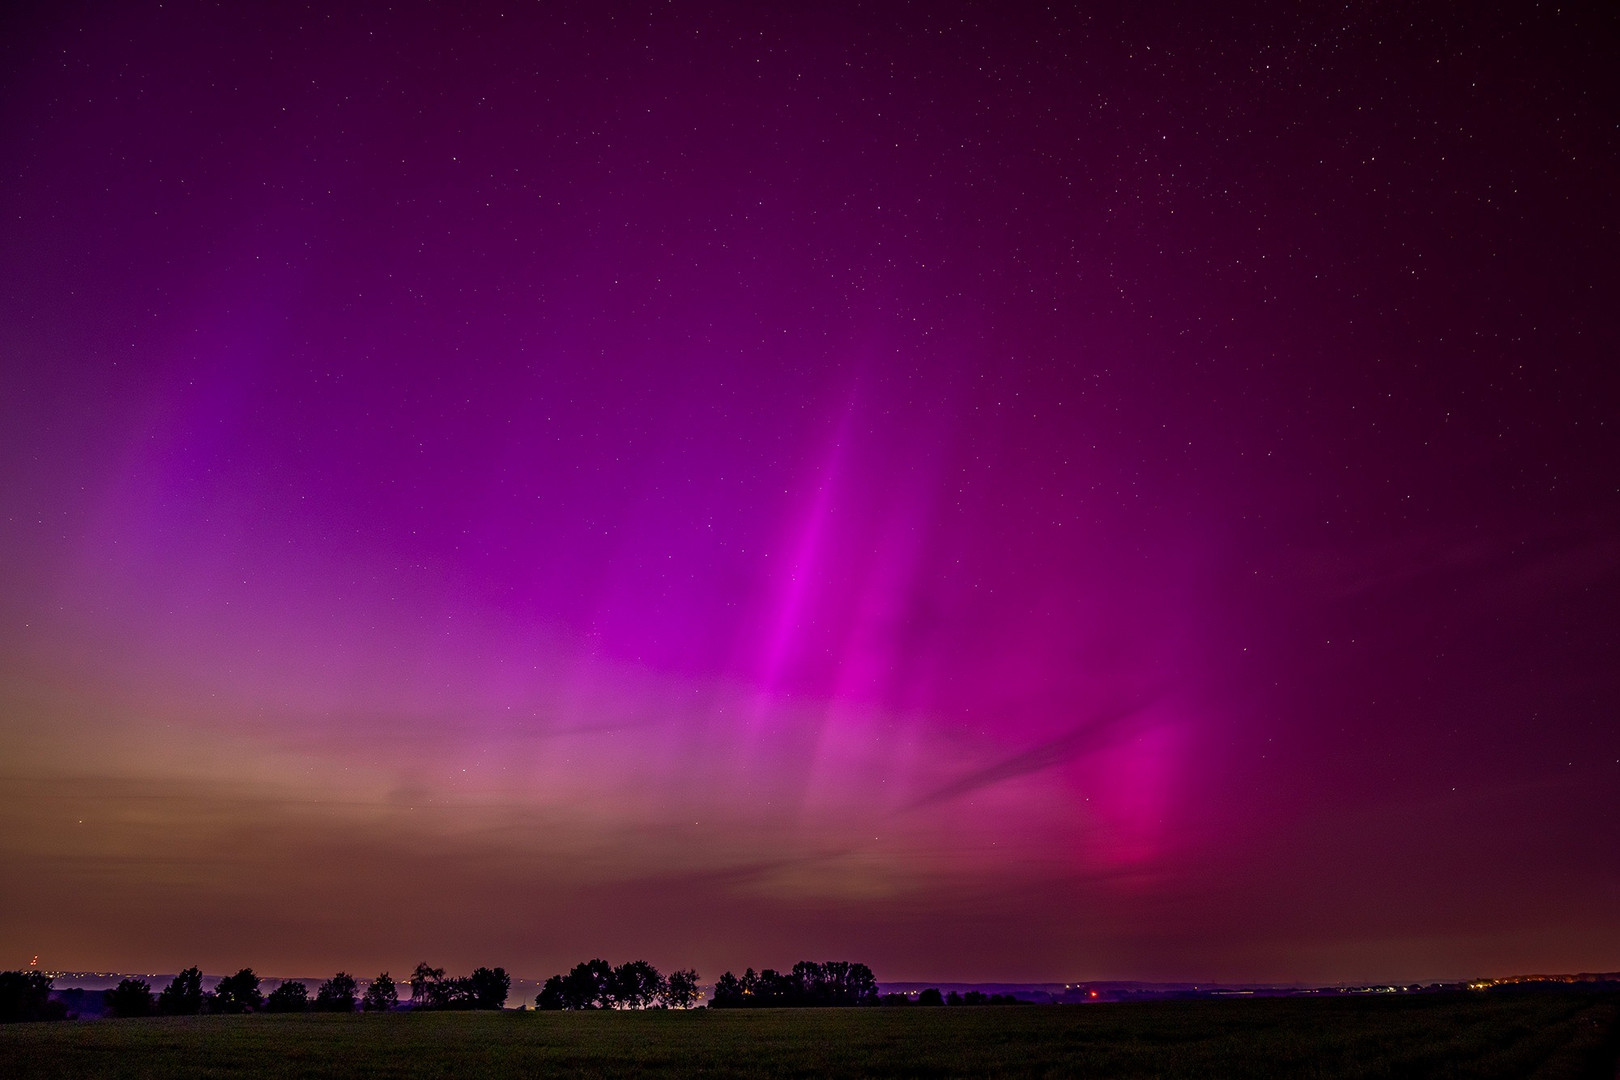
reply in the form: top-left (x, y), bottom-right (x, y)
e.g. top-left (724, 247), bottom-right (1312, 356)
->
top-left (753, 397), bottom-right (859, 705)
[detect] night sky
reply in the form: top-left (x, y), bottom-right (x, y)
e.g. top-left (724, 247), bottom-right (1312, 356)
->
top-left (2, 1), bottom-right (1616, 986)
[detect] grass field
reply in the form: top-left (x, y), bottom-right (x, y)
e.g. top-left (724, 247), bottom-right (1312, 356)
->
top-left (2, 993), bottom-right (1617, 1078)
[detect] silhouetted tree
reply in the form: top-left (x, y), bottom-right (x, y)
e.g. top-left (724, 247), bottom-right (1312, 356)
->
top-left (468, 967), bottom-right (510, 1010)
top-left (265, 981), bottom-right (308, 1013)
top-left (214, 968), bottom-right (262, 1013)
top-left (819, 961), bottom-right (878, 1006)
top-left (790, 961), bottom-right (826, 1004)
top-left (611, 960), bottom-right (664, 1009)
top-left (0, 970), bottom-right (64, 1023)
top-left (746, 967), bottom-right (791, 1006)
top-left (880, 992), bottom-right (910, 1006)
top-left (106, 978), bottom-right (155, 1018)
top-left (158, 967), bottom-right (205, 1015)
top-left (961, 990), bottom-right (987, 1005)
top-left (437, 977), bottom-right (469, 1009)
top-left (560, 959), bottom-right (613, 1010)
top-left (946, 990), bottom-right (963, 1005)
top-left (663, 969), bottom-right (702, 1009)
top-left (314, 972), bottom-right (358, 1012)
top-left (710, 971), bottom-right (746, 1008)
top-left (363, 972), bottom-right (398, 1012)
top-left (535, 975), bottom-right (566, 1010)
top-left (409, 963), bottom-right (445, 1007)
top-left (917, 987), bottom-right (944, 1006)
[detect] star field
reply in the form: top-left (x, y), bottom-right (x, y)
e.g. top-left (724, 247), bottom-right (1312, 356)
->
top-left (1, 1), bottom-right (1616, 983)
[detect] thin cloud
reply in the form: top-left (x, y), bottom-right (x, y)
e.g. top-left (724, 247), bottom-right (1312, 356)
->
top-left (906, 703), bottom-right (1147, 810)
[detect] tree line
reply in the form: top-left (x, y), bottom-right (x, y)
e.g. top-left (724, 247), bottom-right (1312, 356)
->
top-left (404, 963), bottom-right (511, 1010)
top-left (534, 959), bottom-right (703, 1010)
top-left (5, 957), bottom-right (940, 1021)
top-left (101, 967), bottom-right (420, 1016)
top-left (709, 961), bottom-right (878, 1008)
top-left (0, 963), bottom-right (510, 1020)
top-left (529, 958), bottom-right (883, 1010)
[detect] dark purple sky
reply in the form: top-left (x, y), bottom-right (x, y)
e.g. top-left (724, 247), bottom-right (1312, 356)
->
top-left (2, 1), bottom-right (1616, 986)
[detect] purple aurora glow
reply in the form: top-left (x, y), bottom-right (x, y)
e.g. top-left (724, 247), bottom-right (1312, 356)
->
top-left (1, 1), bottom-right (1616, 984)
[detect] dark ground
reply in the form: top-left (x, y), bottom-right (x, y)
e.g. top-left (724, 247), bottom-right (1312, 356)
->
top-left (2, 992), bottom-right (1618, 1078)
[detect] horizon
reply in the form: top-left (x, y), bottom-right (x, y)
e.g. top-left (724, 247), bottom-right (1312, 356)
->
top-left (2, 1), bottom-right (1616, 987)
top-left (32, 965), bottom-right (1620, 993)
